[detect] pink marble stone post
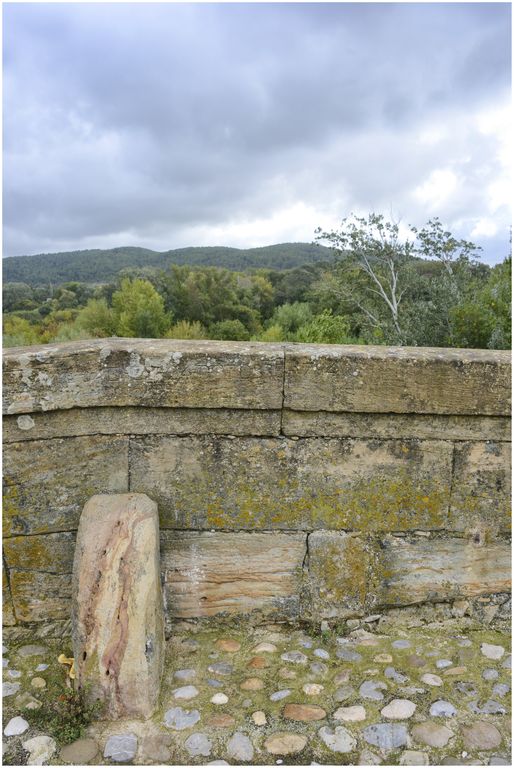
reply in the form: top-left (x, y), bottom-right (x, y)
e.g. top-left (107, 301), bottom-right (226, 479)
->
top-left (72, 494), bottom-right (164, 719)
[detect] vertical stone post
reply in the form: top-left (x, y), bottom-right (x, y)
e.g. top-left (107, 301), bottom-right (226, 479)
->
top-left (72, 494), bottom-right (164, 719)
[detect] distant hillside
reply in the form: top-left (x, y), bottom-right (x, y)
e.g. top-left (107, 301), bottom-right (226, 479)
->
top-left (3, 243), bottom-right (334, 285)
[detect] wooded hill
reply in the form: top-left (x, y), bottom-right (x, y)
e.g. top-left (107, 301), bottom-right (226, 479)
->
top-left (3, 242), bottom-right (333, 285)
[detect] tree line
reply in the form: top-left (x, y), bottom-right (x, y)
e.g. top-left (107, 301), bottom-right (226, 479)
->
top-left (3, 215), bottom-right (511, 350)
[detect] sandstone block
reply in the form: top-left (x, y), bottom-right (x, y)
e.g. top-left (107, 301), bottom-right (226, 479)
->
top-left (449, 441), bottom-right (511, 534)
top-left (72, 494), bottom-right (164, 719)
top-left (3, 407), bottom-right (281, 443)
top-left (381, 536), bottom-right (511, 604)
top-left (303, 532), bottom-right (511, 619)
top-left (131, 435), bottom-right (452, 531)
top-left (284, 345), bottom-right (511, 415)
top-left (8, 571), bottom-right (71, 622)
top-left (303, 532), bottom-right (383, 619)
top-left (160, 531), bottom-right (305, 623)
top-left (3, 532), bottom-right (76, 573)
top-left (282, 411), bottom-right (511, 442)
top-left (3, 339), bottom-right (284, 414)
top-left (2, 563), bottom-right (16, 626)
top-left (3, 436), bottom-right (128, 537)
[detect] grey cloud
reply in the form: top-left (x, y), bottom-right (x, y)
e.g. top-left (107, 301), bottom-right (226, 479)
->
top-left (3, 3), bottom-right (511, 261)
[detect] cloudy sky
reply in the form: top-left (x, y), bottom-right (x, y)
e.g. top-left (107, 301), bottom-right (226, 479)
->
top-left (3, 2), bottom-right (511, 263)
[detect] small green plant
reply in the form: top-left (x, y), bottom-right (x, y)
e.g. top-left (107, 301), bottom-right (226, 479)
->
top-left (28, 684), bottom-right (101, 745)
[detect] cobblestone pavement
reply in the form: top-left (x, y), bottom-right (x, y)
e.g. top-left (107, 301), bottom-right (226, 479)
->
top-left (2, 623), bottom-right (511, 765)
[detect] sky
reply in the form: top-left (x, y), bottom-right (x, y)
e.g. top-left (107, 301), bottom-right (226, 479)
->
top-left (3, 2), bottom-right (512, 264)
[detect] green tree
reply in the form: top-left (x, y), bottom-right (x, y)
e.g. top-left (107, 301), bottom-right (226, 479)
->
top-left (315, 213), bottom-right (417, 343)
top-left (3, 316), bottom-right (40, 347)
top-left (112, 278), bottom-right (171, 338)
top-left (77, 298), bottom-right (116, 337)
top-left (165, 320), bottom-right (207, 340)
top-left (209, 319), bottom-right (250, 341)
top-left (295, 310), bottom-right (355, 344)
top-left (271, 302), bottom-right (313, 338)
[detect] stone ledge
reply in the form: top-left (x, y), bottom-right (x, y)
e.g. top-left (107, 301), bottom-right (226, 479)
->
top-left (284, 344), bottom-right (511, 415)
top-left (2, 407), bottom-right (282, 443)
top-left (3, 340), bottom-right (510, 417)
top-left (2, 339), bottom-right (285, 415)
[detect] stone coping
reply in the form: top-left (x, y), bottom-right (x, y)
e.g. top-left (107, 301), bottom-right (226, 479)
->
top-left (3, 338), bottom-right (511, 416)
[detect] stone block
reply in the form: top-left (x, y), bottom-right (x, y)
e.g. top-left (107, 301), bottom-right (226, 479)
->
top-left (9, 570), bottom-right (72, 622)
top-left (449, 441), bottom-right (511, 534)
top-left (3, 563), bottom-right (16, 626)
top-left (160, 531), bottom-right (305, 621)
top-left (130, 436), bottom-right (452, 531)
top-left (282, 411), bottom-right (511, 442)
top-left (3, 435), bottom-right (129, 536)
top-left (72, 493), bottom-right (164, 719)
top-left (2, 407), bottom-right (281, 443)
top-left (284, 345), bottom-right (511, 415)
top-left (3, 532), bottom-right (76, 573)
top-left (3, 339), bottom-right (284, 414)
top-left (302, 532), bottom-right (512, 619)
top-left (302, 532), bottom-right (383, 619)
top-left (381, 536), bottom-right (511, 605)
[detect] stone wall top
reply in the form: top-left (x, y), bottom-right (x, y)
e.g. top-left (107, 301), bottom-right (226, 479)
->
top-left (3, 338), bottom-right (511, 417)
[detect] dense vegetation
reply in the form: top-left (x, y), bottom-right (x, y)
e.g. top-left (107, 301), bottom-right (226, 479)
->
top-left (3, 242), bottom-right (332, 284)
top-left (3, 216), bottom-right (511, 350)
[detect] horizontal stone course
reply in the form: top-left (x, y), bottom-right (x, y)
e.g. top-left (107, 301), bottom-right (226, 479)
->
top-left (130, 435), bottom-right (453, 531)
top-left (160, 531), bottom-right (305, 626)
top-left (2, 407), bottom-right (281, 443)
top-left (282, 411), bottom-right (511, 441)
top-left (304, 531), bottom-right (511, 619)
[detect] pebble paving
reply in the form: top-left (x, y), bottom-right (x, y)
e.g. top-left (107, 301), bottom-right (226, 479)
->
top-left (1, 625), bottom-right (511, 765)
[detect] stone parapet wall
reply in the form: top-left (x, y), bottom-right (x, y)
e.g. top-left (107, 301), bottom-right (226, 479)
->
top-left (2, 339), bottom-right (511, 634)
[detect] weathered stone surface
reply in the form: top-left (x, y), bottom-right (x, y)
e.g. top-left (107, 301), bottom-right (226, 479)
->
top-left (318, 725), bottom-right (357, 753)
top-left (3, 435), bottom-right (128, 536)
top-left (3, 339), bottom-right (285, 414)
top-left (481, 643), bottom-right (506, 660)
top-left (362, 723), bottom-right (409, 750)
top-left (22, 735), bottom-right (57, 765)
top-left (4, 716), bottom-right (29, 736)
top-left (227, 732), bottom-right (254, 762)
top-left (160, 531), bottom-right (304, 620)
top-left (381, 699), bottom-right (416, 719)
top-left (461, 722), bottom-right (502, 750)
top-left (450, 442), bottom-right (511, 533)
top-left (3, 532), bottom-right (76, 573)
top-left (264, 732), bottom-right (307, 755)
top-left (381, 536), bottom-right (511, 605)
top-left (283, 703), bottom-right (327, 721)
top-left (8, 570), bottom-right (71, 622)
top-left (103, 734), bottom-right (138, 762)
top-left (412, 722), bottom-right (453, 748)
top-left (184, 733), bottom-right (212, 758)
top-left (334, 705), bottom-right (366, 721)
top-left (3, 407), bottom-right (281, 443)
top-left (130, 435), bottom-right (452, 530)
top-left (72, 494), bottom-right (164, 719)
top-left (2, 563), bottom-right (16, 626)
top-left (163, 707), bottom-right (200, 730)
top-left (284, 345), bottom-right (511, 415)
top-left (304, 532), bottom-right (385, 619)
top-left (59, 739), bottom-right (98, 764)
top-left (282, 411), bottom-right (511, 442)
